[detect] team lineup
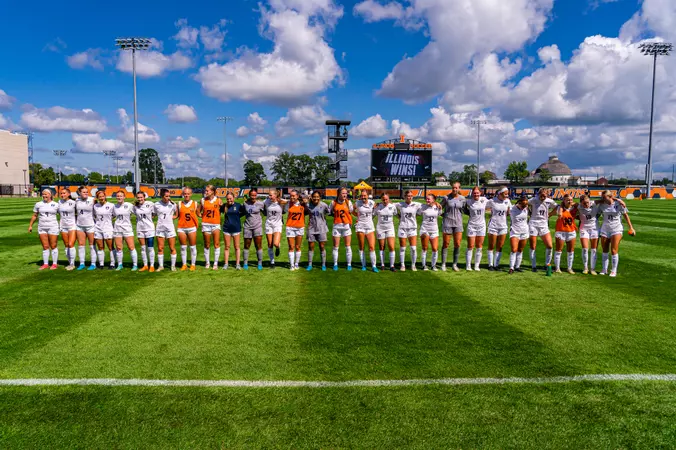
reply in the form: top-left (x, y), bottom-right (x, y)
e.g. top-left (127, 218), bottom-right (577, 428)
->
top-left (28, 182), bottom-right (635, 277)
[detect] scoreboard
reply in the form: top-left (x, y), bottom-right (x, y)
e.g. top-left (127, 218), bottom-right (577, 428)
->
top-left (370, 137), bottom-right (433, 183)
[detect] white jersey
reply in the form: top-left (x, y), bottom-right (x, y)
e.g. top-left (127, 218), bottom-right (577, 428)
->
top-left (396, 202), bottom-right (422, 230)
top-left (58, 199), bottom-right (77, 229)
top-left (134, 201), bottom-right (155, 233)
top-left (528, 196), bottom-right (556, 225)
top-left (487, 198), bottom-right (511, 229)
top-left (577, 203), bottom-right (599, 231)
top-left (510, 205), bottom-right (529, 234)
top-left (75, 197), bottom-right (96, 227)
top-left (93, 202), bottom-right (115, 232)
top-left (375, 203), bottom-right (397, 231)
top-left (264, 199), bottom-right (284, 228)
top-left (466, 197), bottom-right (488, 228)
top-left (33, 200), bottom-right (59, 228)
top-left (154, 201), bottom-right (177, 231)
top-left (113, 202), bottom-right (134, 233)
top-left (598, 201), bottom-right (627, 233)
top-left (418, 204), bottom-right (441, 234)
top-left (355, 199), bottom-right (375, 228)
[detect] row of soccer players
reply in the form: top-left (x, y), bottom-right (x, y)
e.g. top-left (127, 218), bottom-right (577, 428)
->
top-left (29, 183), bottom-right (633, 276)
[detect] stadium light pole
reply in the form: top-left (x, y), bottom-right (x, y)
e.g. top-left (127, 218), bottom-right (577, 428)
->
top-left (639, 41), bottom-right (672, 199)
top-left (217, 116), bottom-right (233, 188)
top-left (103, 150), bottom-right (116, 183)
top-left (116, 37), bottom-right (151, 193)
top-left (470, 119), bottom-right (487, 186)
top-left (52, 150), bottom-right (67, 183)
top-left (113, 156), bottom-right (123, 183)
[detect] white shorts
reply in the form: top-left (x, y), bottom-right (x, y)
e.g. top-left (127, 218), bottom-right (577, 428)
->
top-left (510, 229), bottom-right (529, 240)
top-left (579, 228), bottom-right (599, 240)
top-left (156, 227), bottom-right (177, 239)
top-left (202, 224), bottom-right (221, 234)
top-left (420, 229), bottom-right (439, 239)
top-left (76, 224), bottom-right (95, 234)
top-left (38, 226), bottom-right (60, 236)
top-left (60, 225), bottom-right (77, 233)
top-left (355, 223), bottom-right (375, 235)
top-left (223, 231), bottom-right (240, 237)
top-left (488, 225), bottom-right (508, 236)
top-left (286, 227), bottom-right (305, 238)
top-left (137, 230), bottom-right (155, 239)
top-left (94, 231), bottom-right (114, 240)
top-left (555, 231), bottom-right (577, 242)
top-left (332, 224), bottom-right (352, 238)
top-left (178, 227), bottom-right (197, 235)
top-left (398, 227), bottom-right (417, 239)
top-left (114, 230), bottom-right (134, 238)
top-left (600, 227), bottom-right (623, 238)
top-left (529, 223), bottom-right (551, 237)
top-left (376, 229), bottom-right (395, 240)
top-left (265, 223), bottom-right (283, 235)
top-left (467, 224), bottom-right (486, 237)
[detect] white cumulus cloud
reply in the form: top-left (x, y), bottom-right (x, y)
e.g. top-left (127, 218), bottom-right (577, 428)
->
top-left (21, 106), bottom-right (107, 133)
top-left (351, 114), bottom-right (389, 138)
top-left (164, 104), bottom-right (198, 123)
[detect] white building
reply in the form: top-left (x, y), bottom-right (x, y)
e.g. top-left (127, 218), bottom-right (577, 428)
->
top-left (525, 155), bottom-right (572, 185)
top-left (0, 130), bottom-right (30, 195)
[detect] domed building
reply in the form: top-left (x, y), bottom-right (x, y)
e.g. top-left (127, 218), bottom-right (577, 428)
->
top-left (527, 155), bottom-right (573, 185)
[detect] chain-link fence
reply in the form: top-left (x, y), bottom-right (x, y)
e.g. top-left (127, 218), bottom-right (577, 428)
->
top-left (0, 184), bottom-right (34, 197)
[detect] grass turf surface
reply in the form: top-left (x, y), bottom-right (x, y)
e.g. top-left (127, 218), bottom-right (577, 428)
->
top-left (1, 197), bottom-right (675, 447)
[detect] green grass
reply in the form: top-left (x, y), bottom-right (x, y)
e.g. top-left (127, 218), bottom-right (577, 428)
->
top-left (1, 198), bottom-right (676, 447)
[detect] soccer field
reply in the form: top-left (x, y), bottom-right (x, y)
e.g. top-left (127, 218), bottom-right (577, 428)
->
top-left (1, 197), bottom-right (676, 447)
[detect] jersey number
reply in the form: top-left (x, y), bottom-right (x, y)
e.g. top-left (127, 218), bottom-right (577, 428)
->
top-left (184, 213), bottom-right (192, 222)
top-left (291, 212), bottom-right (302, 221)
top-left (205, 210), bottom-right (214, 219)
top-left (405, 213), bottom-right (413, 220)
top-left (539, 210), bottom-right (546, 216)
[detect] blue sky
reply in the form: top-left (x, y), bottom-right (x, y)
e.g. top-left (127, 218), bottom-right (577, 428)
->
top-left (1, 0), bottom-right (675, 182)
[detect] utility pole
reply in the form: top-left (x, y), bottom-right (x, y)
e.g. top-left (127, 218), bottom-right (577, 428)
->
top-left (217, 116), bottom-right (233, 189)
top-left (470, 119), bottom-right (487, 186)
top-left (52, 150), bottom-right (67, 183)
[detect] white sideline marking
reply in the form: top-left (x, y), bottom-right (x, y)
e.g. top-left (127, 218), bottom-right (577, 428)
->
top-left (1, 374), bottom-right (675, 388)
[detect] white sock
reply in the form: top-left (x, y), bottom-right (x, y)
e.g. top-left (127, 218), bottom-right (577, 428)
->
top-left (294, 251), bottom-right (301, 268)
top-left (78, 246), bottom-right (86, 265)
top-left (131, 249), bottom-right (138, 266)
top-left (567, 252), bottom-right (574, 269)
top-left (400, 248), bottom-right (406, 266)
top-left (90, 245), bottom-right (97, 265)
top-left (257, 249), bottom-right (263, 264)
top-left (590, 249), bottom-right (597, 271)
top-left (308, 250), bottom-right (314, 265)
top-left (466, 249), bottom-right (473, 269)
top-left (42, 249), bottom-right (50, 265)
top-left (181, 245), bottom-right (187, 266)
top-left (530, 249), bottom-right (537, 268)
top-left (602, 253), bottom-right (609, 272)
top-left (117, 249), bottom-right (123, 266)
top-left (611, 254), bottom-right (619, 273)
top-left (68, 248), bottom-right (75, 265)
top-left (359, 250), bottom-right (365, 267)
top-left (204, 248), bottom-right (210, 265)
top-left (321, 250), bottom-right (326, 265)
top-left (516, 252), bottom-right (523, 269)
top-left (109, 249), bottom-right (116, 266)
top-left (97, 250), bottom-right (105, 266)
top-left (190, 246), bottom-right (197, 266)
top-left (171, 253), bottom-right (176, 268)
top-left (345, 247), bottom-right (353, 266)
top-left (431, 251), bottom-right (438, 267)
top-left (487, 250), bottom-right (494, 267)
top-left (554, 251), bottom-right (562, 270)
top-left (333, 247), bottom-right (339, 266)
top-left (410, 247), bottom-right (417, 267)
top-left (545, 248), bottom-right (553, 266)
top-left (442, 247), bottom-right (448, 265)
top-left (370, 250), bottom-right (377, 268)
top-left (244, 250), bottom-right (250, 265)
top-left (141, 245), bottom-right (148, 267)
top-left (582, 248), bottom-right (589, 269)
top-left (495, 251), bottom-right (502, 267)
top-left (421, 249), bottom-right (428, 267)
top-left (390, 251), bottom-right (396, 267)
top-left (268, 247), bottom-right (275, 263)
top-left (213, 248), bottom-right (221, 265)
top-left (149, 247), bottom-right (156, 267)
top-left (379, 250), bottom-right (385, 266)
top-left (475, 249), bottom-right (482, 269)
top-left (158, 253), bottom-right (164, 268)
top-left (288, 251), bottom-right (295, 267)
top-left (510, 252), bottom-right (516, 269)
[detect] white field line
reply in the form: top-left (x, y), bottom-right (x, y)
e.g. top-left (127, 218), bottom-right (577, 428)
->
top-left (1, 374), bottom-right (676, 388)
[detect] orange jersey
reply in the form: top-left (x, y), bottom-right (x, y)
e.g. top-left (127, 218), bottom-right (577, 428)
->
top-left (332, 200), bottom-right (353, 225)
top-left (201, 197), bottom-right (222, 225)
top-left (286, 203), bottom-right (307, 228)
top-left (556, 207), bottom-right (577, 232)
top-left (178, 200), bottom-right (198, 228)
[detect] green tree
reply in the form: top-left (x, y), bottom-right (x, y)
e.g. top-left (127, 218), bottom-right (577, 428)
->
top-left (67, 173), bottom-right (85, 184)
top-left (139, 148), bottom-right (164, 184)
top-left (447, 171), bottom-right (463, 183)
top-left (538, 168), bottom-right (552, 182)
top-left (461, 164), bottom-right (478, 185)
top-left (271, 152), bottom-right (295, 185)
top-left (293, 154), bottom-right (314, 185)
top-left (312, 156), bottom-right (333, 187)
top-left (504, 161), bottom-right (529, 184)
top-left (88, 172), bottom-right (104, 183)
top-left (243, 160), bottom-right (267, 186)
top-left (30, 163), bottom-right (56, 186)
top-left (480, 170), bottom-right (497, 185)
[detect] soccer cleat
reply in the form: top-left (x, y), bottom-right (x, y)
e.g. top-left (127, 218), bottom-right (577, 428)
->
top-left (333, 264), bottom-right (339, 271)
top-left (171, 266), bottom-right (177, 272)
top-left (77, 264), bottom-right (86, 271)
top-left (108, 265), bottom-right (115, 270)
top-left (599, 271), bottom-right (607, 276)
top-left (131, 266), bottom-right (138, 272)
top-left (493, 266), bottom-right (501, 272)
top-left (66, 265), bottom-right (75, 271)
top-left (555, 268), bottom-right (562, 274)
top-left (39, 264), bottom-right (49, 271)
top-left (181, 265), bottom-right (188, 271)
top-left (88, 264), bottom-right (97, 271)
top-left (466, 266), bottom-right (473, 272)
top-left (474, 266), bottom-right (481, 272)
top-left (515, 267), bottom-right (524, 273)
top-left (532, 267), bottom-right (538, 273)
top-left (441, 264), bottom-right (447, 272)
top-left (390, 266), bottom-right (396, 272)
top-left (321, 265), bottom-right (326, 271)
top-left (190, 265), bottom-right (196, 272)
top-left (411, 265), bottom-right (417, 272)
top-left (609, 271), bottom-right (617, 278)
top-left (590, 270), bottom-right (598, 276)
top-left (157, 267), bottom-right (164, 272)
top-left (50, 264), bottom-right (58, 270)
top-left (204, 263), bottom-right (211, 269)
top-left (362, 266), bottom-right (367, 272)
top-left (380, 265), bottom-right (386, 271)
top-left (452, 264), bottom-right (460, 272)
top-left (509, 268), bottom-right (514, 274)
top-left (243, 264), bottom-right (249, 270)
top-left (116, 264), bottom-right (124, 271)
top-left (307, 265), bottom-right (313, 271)
top-left (400, 265), bottom-right (406, 272)
top-left (149, 267), bottom-right (155, 273)
top-left (432, 266), bottom-right (438, 272)
top-left (275, 247), bottom-right (280, 257)
top-left (372, 266), bottom-right (379, 273)
top-left (270, 262), bottom-right (276, 270)
top-left (567, 269), bottom-right (575, 275)
top-left (347, 265), bottom-right (352, 272)
top-left (290, 266), bottom-right (296, 271)
top-left (236, 265), bottom-right (241, 270)
top-left (423, 266), bottom-right (428, 271)
top-left (582, 269), bottom-right (589, 275)
top-left (222, 265), bottom-right (229, 271)
top-left (258, 263), bottom-right (263, 271)
top-left (139, 266), bottom-right (148, 272)
top-left (488, 266), bottom-right (494, 271)
top-left (212, 264), bottom-right (218, 271)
